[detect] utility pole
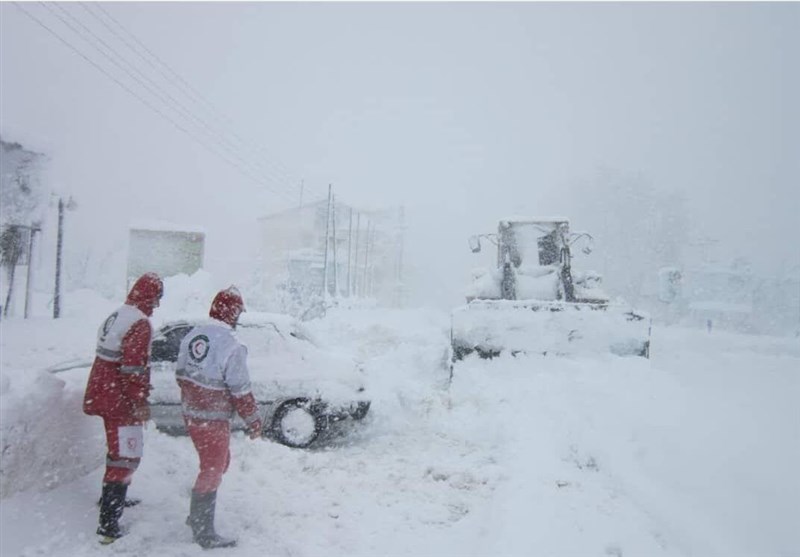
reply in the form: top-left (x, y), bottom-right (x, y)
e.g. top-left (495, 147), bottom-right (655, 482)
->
top-left (353, 213), bottom-right (361, 296)
top-left (363, 220), bottom-right (371, 298)
top-left (396, 206), bottom-right (405, 307)
top-left (299, 178), bottom-right (305, 208)
top-left (331, 195), bottom-right (338, 296)
top-left (347, 207), bottom-right (353, 298)
top-left (53, 198), bottom-right (65, 318)
top-left (321, 184), bottom-right (332, 297)
top-left (52, 196), bottom-right (77, 318)
top-left (24, 225), bottom-right (41, 319)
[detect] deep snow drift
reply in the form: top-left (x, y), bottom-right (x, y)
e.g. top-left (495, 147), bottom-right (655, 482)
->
top-left (1, 279), bottom-right (798, 556)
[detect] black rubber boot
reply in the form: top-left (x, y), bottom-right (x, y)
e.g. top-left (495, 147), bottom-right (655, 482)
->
top-left (97, 482), bottom-right (127, 543)
top-left (97, 496), bottom-right (141, 508)
top-left (188, 490), bottom-right (237, 549)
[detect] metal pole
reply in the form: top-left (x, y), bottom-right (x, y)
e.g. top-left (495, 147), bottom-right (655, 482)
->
top-left (362, 220), bottom-right (371, 297)
top-left (353, 213), bottom-right (361, 296)
top-left (54, 198), bottom-right (64, 318)
top-left (331, 195), bottom-right (338, 296)
top-left (347, 207), bottom-right (353, 298)
top-left (397, 206), bottom-right (405, 307)
top-left (321, 185), bottom-right (332, 297)
top-left (299, 178), bottom-right (304, 208)
top-left (24, 226), bottom-right (39, 319)
top-left (369, 224), bottom-right (377, 297)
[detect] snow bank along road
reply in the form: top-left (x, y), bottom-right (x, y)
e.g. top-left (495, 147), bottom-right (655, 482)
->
top-left (1, 308), bottom-right (798, 556)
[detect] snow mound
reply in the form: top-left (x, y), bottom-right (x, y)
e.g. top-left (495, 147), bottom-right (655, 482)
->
top-left (0, 369), bottom-right (102, 498)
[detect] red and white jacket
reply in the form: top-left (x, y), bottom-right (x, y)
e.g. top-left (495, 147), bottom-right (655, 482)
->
top-left (175, 319), bottom-right (260, 428)
top-left (83, 304), bottom-right (152, 420)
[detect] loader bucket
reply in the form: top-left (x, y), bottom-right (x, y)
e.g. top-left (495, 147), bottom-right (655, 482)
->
top-left (450, 299), bottom-right (650, 361)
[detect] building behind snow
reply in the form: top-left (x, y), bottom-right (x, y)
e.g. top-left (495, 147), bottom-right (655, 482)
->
top-left (126, 223), bottom-right (206, 288)
top-left (658, 262), bottom-right (800, 337)
top-left (256, 198), bottom-right (405, 316)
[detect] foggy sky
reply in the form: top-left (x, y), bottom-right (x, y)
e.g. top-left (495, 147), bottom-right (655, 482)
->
top-left (2, 2), bottom-right (798, 308)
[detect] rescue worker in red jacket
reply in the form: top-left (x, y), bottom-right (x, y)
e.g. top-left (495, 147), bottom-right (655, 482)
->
top-left (83, 272), bottom-right (163, 543)
top-left (176, 286), bottom-right (262, 549)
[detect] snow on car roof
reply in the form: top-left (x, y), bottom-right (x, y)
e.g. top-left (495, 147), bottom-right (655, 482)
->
top-left (154, 310), bottom-right (297, 329)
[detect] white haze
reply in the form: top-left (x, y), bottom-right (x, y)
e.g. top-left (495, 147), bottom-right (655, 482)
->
top-left (2, 5), bottom-right (800, 556)
top-left (1, 2), bottom-right (799, 310)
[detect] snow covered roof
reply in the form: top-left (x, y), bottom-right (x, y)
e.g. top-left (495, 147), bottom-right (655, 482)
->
top-left (257, 199), bottom-right (327, 221)
top-left (129, 220), bottom-right (207, 234)
top-left (499, 216), bottom-right (570, 225)
top-left (500, 216), bottom-right (570, 222)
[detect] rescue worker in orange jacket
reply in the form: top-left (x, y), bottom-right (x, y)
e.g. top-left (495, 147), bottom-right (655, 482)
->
top-left (83, 272), bottom-right (163, 543)
top-left (175, 286), bottom-right (262, 549)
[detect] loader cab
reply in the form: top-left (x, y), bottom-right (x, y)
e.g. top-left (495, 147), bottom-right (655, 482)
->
top-left (497, 219), bottom-right (571, 268)
top-left (495, 219), bottom-right (574, 302)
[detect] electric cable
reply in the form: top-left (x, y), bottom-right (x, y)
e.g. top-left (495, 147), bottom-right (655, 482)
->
top-left (42, 2), bottom-right (295, 193)
top-left (84, 1), bottom-right (312, 197)
top-left (13, 2), bottom-right (298, 203)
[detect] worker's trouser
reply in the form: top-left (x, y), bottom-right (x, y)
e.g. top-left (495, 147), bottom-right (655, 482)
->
top-left (186, 418), bottom-right (231, 493)
top-left (102, 417), bottom-right (144, 484)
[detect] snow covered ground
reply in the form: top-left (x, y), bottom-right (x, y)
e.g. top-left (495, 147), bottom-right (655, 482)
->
top-left (1, 287), bottom-right (799, 557)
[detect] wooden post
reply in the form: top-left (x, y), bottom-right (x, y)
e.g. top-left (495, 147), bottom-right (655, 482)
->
top-left (321, 185), bottom-right (332, 297)
top-left (362, 220), bottom-right (371, 297)
top-left (331, 195), bottom-right (338, 296)
top-left (53, 198), bottom-right (64, 318)
top-left (347, 207), bottom-right (353, 298)
top-left (353, 213), bottom-right (361, 296)
top-left (24, 225), bottom-right (39, 319)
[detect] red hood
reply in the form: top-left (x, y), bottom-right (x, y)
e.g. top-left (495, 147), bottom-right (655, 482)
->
top-left (126, 273), bottom-right (163, 317)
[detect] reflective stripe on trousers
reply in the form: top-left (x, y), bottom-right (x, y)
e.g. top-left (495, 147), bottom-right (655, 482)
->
top-left (102, 417), bottom-right (143, 485)
top-left (107, 456), bottom-right (140, 470)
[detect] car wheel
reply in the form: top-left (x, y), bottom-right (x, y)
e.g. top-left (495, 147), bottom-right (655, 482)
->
top-left (270, 398), bottom-right (324, 448)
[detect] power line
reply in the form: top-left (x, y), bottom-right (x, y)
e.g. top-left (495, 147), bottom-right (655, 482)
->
top-left (41, 2), bottom-right (295, 194)
top-left (13, 2), bottom-right (298, 203)
top-left (17, 2), bottom-right (341, 209)
top-left (82, 1), bottom-right (303, 192)
top-left (84, 1), bottom-right (313, 197)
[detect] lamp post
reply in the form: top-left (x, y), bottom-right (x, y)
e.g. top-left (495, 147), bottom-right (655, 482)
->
top-left (53, 196), bottom-right (76, 319)
top-left (23, 224), bottom-right (41, 319)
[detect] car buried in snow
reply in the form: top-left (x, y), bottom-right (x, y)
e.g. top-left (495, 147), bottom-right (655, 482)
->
top-left (53, 312), bottom-right (371, 449)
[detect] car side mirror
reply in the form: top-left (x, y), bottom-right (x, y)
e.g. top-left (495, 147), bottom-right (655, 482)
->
top-left (468, 236), bottom-right (481, 253)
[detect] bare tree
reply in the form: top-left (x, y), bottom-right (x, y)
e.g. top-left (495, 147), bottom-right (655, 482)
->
top-left (1, 138), bottom-right (48, 316)
top-left (1, 226), bottom-right (25, 316)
